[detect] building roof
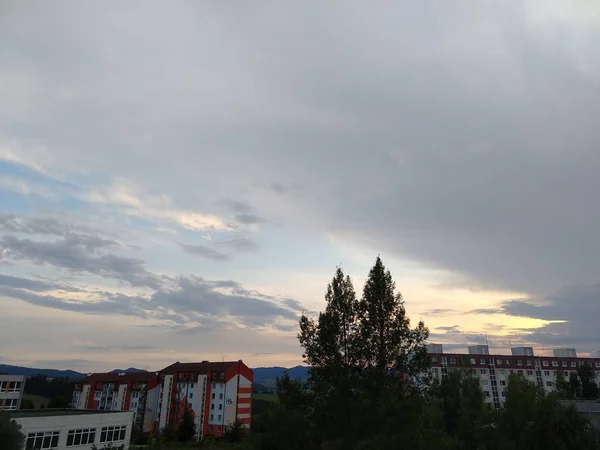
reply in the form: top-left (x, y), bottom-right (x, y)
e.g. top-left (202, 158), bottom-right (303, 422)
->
top-left (8, 409), bottom-right (133, 419)
top-left (160, 361), bottom-right (241, 375)
top-left (80, 371), bottom-right (156, 384)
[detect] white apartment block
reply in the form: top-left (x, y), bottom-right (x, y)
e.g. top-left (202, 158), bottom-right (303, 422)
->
top-left (429, 345), bottom-right (600, 408)
top-left (0, 374), bottom-right (25, 411)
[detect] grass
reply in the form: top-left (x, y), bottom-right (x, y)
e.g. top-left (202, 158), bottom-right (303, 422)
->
top-left (22, 394), bottom-right (50, 408)
top-left (252, 393), bottom-right (277, 402)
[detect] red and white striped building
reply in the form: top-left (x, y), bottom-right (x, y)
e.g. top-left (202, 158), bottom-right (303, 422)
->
top-left (72, 360), bottom-right (253, 439)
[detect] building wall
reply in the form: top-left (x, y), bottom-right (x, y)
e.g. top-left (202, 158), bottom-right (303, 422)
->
top-left (0, 374), bottom-right (25, 411)
top-left (12, 411), bottom-right (134, 450)
top-left (430, 353), bottom-right (600, 407)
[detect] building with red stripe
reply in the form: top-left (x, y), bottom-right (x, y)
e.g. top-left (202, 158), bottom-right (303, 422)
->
top-left (428, 344), bottom-right (600, 408)
top-left (72, 360), bottom-right (253, 440)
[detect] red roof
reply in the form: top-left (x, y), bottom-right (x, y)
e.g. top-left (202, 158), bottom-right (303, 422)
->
top-left (80, 372), bottom-right (156, 384)
top-left (160, 361), bottom-right (241, 375)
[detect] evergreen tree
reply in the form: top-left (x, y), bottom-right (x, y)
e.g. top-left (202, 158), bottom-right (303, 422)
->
top-left (577, 364), bottom-right (599, 399)
top-left (177, 405), bottom-right (196, 442)
top-left (357, 256), bottom-right (430, 385)
top-left (0, 413), bottom-right (25, 450)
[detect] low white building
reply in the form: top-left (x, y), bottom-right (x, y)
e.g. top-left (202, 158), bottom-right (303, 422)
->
top-left (0, 374), bottom-right (25, 411)
top-left (9, 409), bottom-right (134, 450)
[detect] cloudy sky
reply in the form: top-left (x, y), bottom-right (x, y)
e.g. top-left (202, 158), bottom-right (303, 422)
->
top-left (1, 1), bottom-right (600, 371)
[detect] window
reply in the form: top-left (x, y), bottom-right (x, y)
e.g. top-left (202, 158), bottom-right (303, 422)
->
top-left (571, 361), bottom-right (577, 368)
top-left (0, 381), bottom-right (5, 391)
top-left (218, 414), bottom-right (222, 421)
top-left (501, 391), bottom-right (507, 397)
top-left (544, 371), bottom-right (550, 376)
top-left (543, 360), bottom-right (549, 367)
top-left (484, 391), bottom-right (490, 398)
top-left (482, 380), bottom-right (489, 386)
top-left (219, 404), bottom-right (222, 410)
top-left (9, 381), bottom-right (22, 392)
top-left (431, 357), bottom-right (438, 363)
top-left (211, 404), bottom-right (215, 410)
top-left (552, 361), bottom-right (558, 367)
top-left (3, 398), bottom-right (18, 410)
top-left (432, 368), bottom-right (439, 374)
top-left (210, 414), bottom-right (214, 421)
top-left (561, 361), bottom-right (567, 367)
top-left (219, 393), bottom-right (223, 399)
top-left (480, 358), bottom-right (486, 364)
top-left (546, 381), bottom-right (553, 387)
top-left (500, 380), bottom-right (506, 386)
top-left (506, 359), bottom-right (511, 365)
top-left (480, 369), bottom-right (487, 375)
top-left (26, 432), bottom-right (60, 450)
top-left (516, 360), bottom-right (523, 366)
top-left (509, 370), bottom-right (514, 374)
top-left (189, 393), bottom-right (193, 399)
top-left (190, 383), bottom-right (195, 388)
top-left (496, 359), bottom-right (503, 365)
top-left (526, 360), bottom-right (532, 367)
top-left (67, 429), bottom-right (96, 446)
top-left (211, 383), bottom-right (216, 389)
top-left (100, 425), bottom-right (127, 443)
top-left (595, 362), bottom-right (600, 368)
top-left (212, 393), bottom-right (215, 399)
top-left (449, 358), bottom-right (456, 364)
top-left (470, 358), bottom-right (476, 365)
top-left (527, 370), bottom-right (534, 376)
top-left (499, 369), bottom-right (505, 376)
top-left (517, 370), bottom-right (523, 375)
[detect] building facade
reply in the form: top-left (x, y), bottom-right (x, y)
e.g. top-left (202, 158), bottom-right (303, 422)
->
top-left (428, 344), bottom-right (600, 409)
top-left (72, 360), bottom-right (253, 439)
top-left (72, 372), bottom-right (155, 429)
top-left (0, 374), bottom-right (25, 411)
top-left (9, 409), bottom-right (133, 450)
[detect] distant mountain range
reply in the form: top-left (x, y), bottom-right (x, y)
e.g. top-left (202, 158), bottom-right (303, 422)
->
top-left (0, 364), bottom-right (309, 388)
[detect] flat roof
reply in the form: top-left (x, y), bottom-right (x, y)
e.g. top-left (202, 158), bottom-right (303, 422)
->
top-left (7, 409), bottom-right (132, 419)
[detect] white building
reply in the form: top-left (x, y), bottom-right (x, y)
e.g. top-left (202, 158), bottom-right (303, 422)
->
top-left (429, 345), bottom-right (600, 409)
top-left (9, 409), bottom-right (133, 450)
top-left (1, 374), bottom-right (25, 411)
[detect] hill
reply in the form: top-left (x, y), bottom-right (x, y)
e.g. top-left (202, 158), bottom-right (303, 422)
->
top-left (0, 365), bottom-right (146, 379)
top-left (0, 363), bottom-right (309, 388)
top-left (252, 365), bottom-right (309, 389)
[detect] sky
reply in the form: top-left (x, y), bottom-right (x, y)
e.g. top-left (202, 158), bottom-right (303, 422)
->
top-left (1, 1), bottom-right (600, 372)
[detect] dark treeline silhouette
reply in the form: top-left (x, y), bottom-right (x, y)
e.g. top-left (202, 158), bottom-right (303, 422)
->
top-left (23, 375), bottom-right (74, 408)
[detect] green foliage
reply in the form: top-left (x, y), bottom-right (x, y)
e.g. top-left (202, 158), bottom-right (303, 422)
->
top-left (223, 419), bottom-right (247, 443)
top-left (23, 374), bottom-right (74, 400)
top-left (19, 398), bottom-right (35, 409)
top-left (0, 413), bottom-right (25, 450)
top-left (177, 405), bottom-right (197, 442)
top-left (555, 364), bottom-right (600, 400)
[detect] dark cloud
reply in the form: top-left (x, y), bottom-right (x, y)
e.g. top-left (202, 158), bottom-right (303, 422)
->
top-left (495, 283), bottom-right (600, 354)
top-left (0, 235), bottom-right (160, 289)
top-left (0, 272), bottom-right (301, 331)
top-left (422, 308), bottom-right (458, 316)
top-left (234, 213), bottom-right (265, 225)
top-left (179, 243), bottom-right (230, 261)
top-left (74, 342), bottom-right (155, 352)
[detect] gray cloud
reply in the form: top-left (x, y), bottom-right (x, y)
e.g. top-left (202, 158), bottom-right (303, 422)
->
top-left (2, 1), bottom-right (600, 355)
top-left (234, 213), bottom-right (265, 225)
top-left (0, 271), bottom-right (301, 331)
top-left (422, 308), bottom-right (458, 317)
top-left (0, 235), bottom-right (160, 289)
top-left (180, 243), bottom-right (230, 261)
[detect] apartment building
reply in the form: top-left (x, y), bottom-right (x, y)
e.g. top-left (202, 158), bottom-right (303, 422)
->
top-left (72, 360), bottom-right (253, 440)
top-left (72, 372), bottom-right (156, 429)
top-left (428, 344), bottom-right (600, 408)
top-left (0, 373), bottom-right (25, 411)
